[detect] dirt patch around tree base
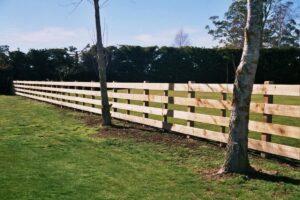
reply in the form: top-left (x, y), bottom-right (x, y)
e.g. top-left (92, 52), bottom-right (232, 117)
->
top-left (81, 114), bottom-right (207, 150)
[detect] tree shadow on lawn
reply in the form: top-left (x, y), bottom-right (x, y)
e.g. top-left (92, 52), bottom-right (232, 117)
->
top-left (247, 170), bottom-right (300, 185)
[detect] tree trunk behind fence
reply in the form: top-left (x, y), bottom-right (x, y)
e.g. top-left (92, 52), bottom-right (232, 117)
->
top-left (93, 0), bottom-right (112, 126)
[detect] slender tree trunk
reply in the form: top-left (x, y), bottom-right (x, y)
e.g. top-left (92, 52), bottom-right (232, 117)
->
top-left (93, 0), bottom-right (112, 126)
top-left (219, 0), bottom-right (263, 174)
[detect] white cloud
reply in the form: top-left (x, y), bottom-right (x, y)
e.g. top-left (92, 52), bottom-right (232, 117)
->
top-left (14, 27), bottom-right (77, 43)
top-left (0, 26), bottom-right (218, 51)
top-left (1, 27), bottom-right (93, 51)
top-left (132, 27), bottom-right (217, 47)
top-left (133, 31), bottom-right (176, 46)
top-left (193, 35), bottom-right (219, 48)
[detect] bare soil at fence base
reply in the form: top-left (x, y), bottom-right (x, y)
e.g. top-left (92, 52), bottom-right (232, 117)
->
top-left (82, 114), bottom-right (201, 150)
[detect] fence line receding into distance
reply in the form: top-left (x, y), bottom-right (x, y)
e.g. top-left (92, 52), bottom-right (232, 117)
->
top-left (13, 80), bottom-right (300, 160)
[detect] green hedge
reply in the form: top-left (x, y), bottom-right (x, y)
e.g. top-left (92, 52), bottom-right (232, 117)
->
top-left (0, 68), bottom-right (13, 95)
top-left (106, 46), bottom-right (300, 84)
top-left (1, 46), bottom-right (299, 94)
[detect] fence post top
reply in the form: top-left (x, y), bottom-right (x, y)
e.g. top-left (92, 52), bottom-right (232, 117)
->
top-left (264, 81), bottom-right (274, 84)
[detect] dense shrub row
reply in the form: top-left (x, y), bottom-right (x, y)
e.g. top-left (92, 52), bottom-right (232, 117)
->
top-left (0, 46), bottom-right (299, 94)
top-left (106, 46), bottom-right (300, 83)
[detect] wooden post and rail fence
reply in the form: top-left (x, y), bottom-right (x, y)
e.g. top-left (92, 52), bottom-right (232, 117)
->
top-left (13, 80), bottom-right (300, 160)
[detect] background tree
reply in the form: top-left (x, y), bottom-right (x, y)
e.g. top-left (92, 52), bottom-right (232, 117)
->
top-left (0, 45), bottom-right (9, 54)
top-left (93, 0), bottom-right (112, 126)
top-left (264, 1), bottom-right (300, 47)
top-left (0, 45), bottom-right (13, 94)
top-left (206, 0), bottom-right (299, 48)
top-left (218, 0), bottom-right (263, 174)
top-left (173, 29), bottom-right (191, 47)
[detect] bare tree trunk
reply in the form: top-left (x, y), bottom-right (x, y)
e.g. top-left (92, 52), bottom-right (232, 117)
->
top-left (93, 0), bottom-right (112, 126)
top-left (219, 0), bottom-right (263, 174)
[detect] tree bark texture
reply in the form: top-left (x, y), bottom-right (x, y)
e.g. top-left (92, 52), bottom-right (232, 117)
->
top-left (219, 0), bottom-right (263, 174)
top-left (93, 0), bottom-right (112, 126)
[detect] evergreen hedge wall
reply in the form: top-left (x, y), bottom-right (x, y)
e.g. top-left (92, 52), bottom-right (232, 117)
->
top-left (106, 46), bottom-right (300, 84)
top-left (1, 46), bottom-right (299, 94)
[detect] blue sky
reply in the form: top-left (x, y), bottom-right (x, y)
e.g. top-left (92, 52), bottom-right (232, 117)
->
top-left (0, 0), bottom-right (299, 51)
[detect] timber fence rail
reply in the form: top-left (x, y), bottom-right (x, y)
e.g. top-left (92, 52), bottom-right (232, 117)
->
top-left (13, 80), bottom-right (300, 160)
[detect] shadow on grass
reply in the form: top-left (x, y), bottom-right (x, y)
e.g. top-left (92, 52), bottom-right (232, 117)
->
top-left (248, 170), bottom-right (300, 185)
top-left (109, 123), bottom-right (158, 133)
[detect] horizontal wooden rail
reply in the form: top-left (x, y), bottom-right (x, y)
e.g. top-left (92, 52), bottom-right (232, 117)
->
top-left (13, 80), bottom-right (300, 160)
top-left (15, 88), bottom-right (102, 106)
top-left (15, 92), bottom-right (102, 114)
top-left (14, 81), bottom-right (300, 96)
top-left (14, 84), bottom-right (300, 118)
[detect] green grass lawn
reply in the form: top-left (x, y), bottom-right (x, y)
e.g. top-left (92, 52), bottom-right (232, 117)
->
top-left (0, 95), bottom-right (299, 200)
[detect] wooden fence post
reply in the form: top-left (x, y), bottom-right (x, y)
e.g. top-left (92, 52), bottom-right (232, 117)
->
top-left (220, 92), bottom-right (227, 147)
top-left (50, 82), bottom-right (55, 103)
top-left (91, 81), bottom-right (95, 108)
top-left (127, 88), bottom-right (131, 115)
top-left (82, 86), bottom-right (86, 107)
top-left (143, 81), bottom-right (149, 119)
top-left (74, 81), bottom-right (78, 111)
top-left (50, 81), bottom-right (54, 101)
top-left (112, 81), bottom-right (118, 113)
top-left (187, 81), bottom-right (195, 138)
top-left (187, 81), bottom-right (195, 126)
top-left (60, 81), bottom-right (64, 108)
top-left (163, 90), bottom-right (168, 124)
top-left (261, 81), bottom-right (274, 158)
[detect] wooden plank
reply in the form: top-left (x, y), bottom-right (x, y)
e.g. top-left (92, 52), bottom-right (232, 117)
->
top-left (111, 112), bottom-right (163, 129)
top-left (248, 139), bottom-right (300, 160)
top-left (263, 104), bottom-right (300, 118)
top-left (14, 84), bottom-right (100, 96)
top-left (108, 82), bottom-right (170, 90)
top-left (15, 88), bottom-right (102, 106)
top-left (15, 92), bottom-right (102, 114)
top-left (14, 81), bottom-right (300, 96)
top-left (108, 92), bottom-right (168, 103)
top-left (248, 121), bottom-right (300, 139)
top-left (173, 110), bottom-right (229, 127)
top-left (112, 102), bottom-right (166, 116)
top-left (265, 84), bottom-right (300, 96)
top-left (14, 81), bottom-right (100, 88)
top-left (173, 83), bottom-right (234, 93)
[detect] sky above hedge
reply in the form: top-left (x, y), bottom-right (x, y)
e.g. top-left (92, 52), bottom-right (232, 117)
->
top-left (1, 0), bottom-right (299, 51)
